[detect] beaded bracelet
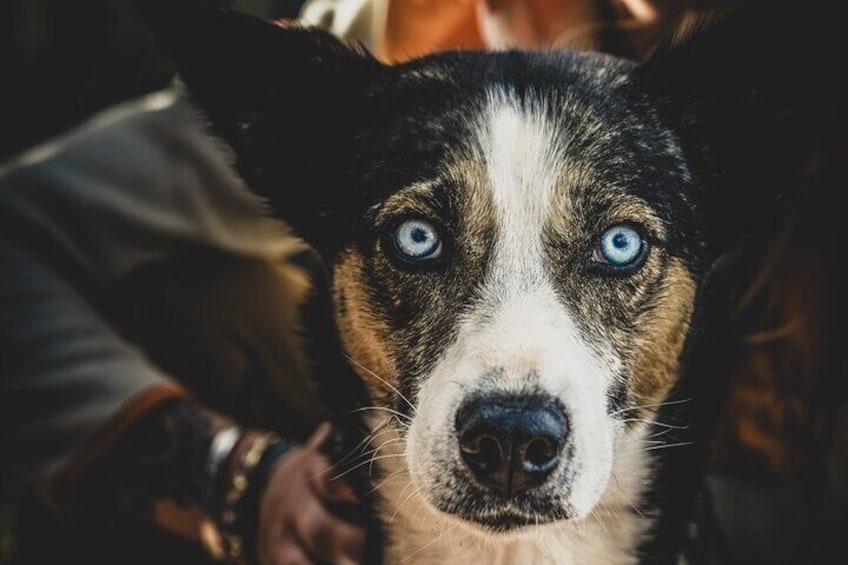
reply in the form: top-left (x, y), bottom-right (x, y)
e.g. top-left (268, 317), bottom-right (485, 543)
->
top-left (218, 433), bottom-right (273, 564)
top-left (230, 439), bottom-right (292, 564)
top-left (198, 428), bottom-right (292, 564)
top-left (211, 433), bottom-right (292, 564)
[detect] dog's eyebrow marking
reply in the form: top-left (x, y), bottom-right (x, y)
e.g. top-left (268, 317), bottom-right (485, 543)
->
top-left (603, 197), bottom-right (667, 241)
top-left (550, 193), bottom-right (667, 243)
top-left (375, 181), bottom-right (442, 223)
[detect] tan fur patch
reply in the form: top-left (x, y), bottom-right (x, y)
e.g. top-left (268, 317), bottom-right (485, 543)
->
top-left (628, 258), bottom-right (697, 411)
top-left (376, 182), bottom-right (443, 222)
top-left (333, 249), bottom-right (400, 396)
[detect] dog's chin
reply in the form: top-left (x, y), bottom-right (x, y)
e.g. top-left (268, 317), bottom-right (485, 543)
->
top-left (421, 485), bottom-right (578, 535)
top-left (452, 507), bottom-right (574, 535)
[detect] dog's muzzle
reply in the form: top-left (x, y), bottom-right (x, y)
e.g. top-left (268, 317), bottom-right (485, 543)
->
top-left (456, 395), bottom-right (568, 497)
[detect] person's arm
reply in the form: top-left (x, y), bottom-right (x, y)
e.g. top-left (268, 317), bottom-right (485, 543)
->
top-left (1, 242), bottom-right (364, 564)
top-left (0, 242), bottom-right (186, 504)
top-left (0, 90), bottom-right (364, 563)
top-left (0, 243), bottom-right (226, 539)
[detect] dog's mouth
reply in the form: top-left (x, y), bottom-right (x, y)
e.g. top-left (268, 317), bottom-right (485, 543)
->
top-left (415, 451), bottom-right (579, 534)
top-left (453, 502), bottom-right (574, 533)
top-left (461, 511), bottom-right (556, 533)
top-left (474, 509), bottom-right (553, 533)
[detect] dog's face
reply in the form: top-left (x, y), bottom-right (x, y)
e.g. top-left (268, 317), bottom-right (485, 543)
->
top-left (331, 53), bottom-right (701, 531)
top-left (143, 3), bottom-right (705, 535)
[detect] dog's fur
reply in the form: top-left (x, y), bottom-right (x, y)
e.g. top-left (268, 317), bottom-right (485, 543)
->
top-left (137, 1), bottom-right (842, 562)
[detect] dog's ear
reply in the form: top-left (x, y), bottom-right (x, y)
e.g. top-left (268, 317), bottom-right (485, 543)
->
top-left (135, 0), bottom-right (385, 256)
top-left (636, 0), bottom-right (841, 256)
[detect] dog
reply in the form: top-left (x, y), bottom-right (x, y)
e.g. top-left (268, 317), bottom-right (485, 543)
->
top-left (136, 0), bottom-right (842, 562)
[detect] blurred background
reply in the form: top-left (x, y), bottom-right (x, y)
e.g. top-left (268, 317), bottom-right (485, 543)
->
top-left (0, 0), bottom-right (729, 162)
top-left (1, 1), bottom-right (845, 563)
top-left (0, 0), bottom-right (306, 162)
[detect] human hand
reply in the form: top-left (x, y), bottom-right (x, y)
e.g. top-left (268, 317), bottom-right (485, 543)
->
top-left (257, 424), bottom-right (366, 565)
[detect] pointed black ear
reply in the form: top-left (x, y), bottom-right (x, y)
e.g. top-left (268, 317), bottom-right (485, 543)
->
top-left (636, 0), bottom-right (841, 256)
top-left (135, 0), bottom-right (385, 255)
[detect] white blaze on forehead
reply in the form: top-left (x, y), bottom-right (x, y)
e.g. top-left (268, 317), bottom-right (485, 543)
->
top-left (469, 88), bottom-right (607, 377)
top-left (477, 89), bottom-right (566, 282)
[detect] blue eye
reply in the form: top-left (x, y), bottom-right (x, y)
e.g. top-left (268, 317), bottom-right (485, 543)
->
top-left (593, 225), bottom-right (646, 270)
top-left (392, 218), bottom-right (442, 262)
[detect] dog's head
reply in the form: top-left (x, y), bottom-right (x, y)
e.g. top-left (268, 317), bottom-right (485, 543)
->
top-left (139, 0), bottom-right (817, 535)
top-left (319, 51), bottom-right (703, 530)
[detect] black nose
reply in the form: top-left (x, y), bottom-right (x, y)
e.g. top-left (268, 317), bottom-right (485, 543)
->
top-left (456, 396), bottom-right (567, 497)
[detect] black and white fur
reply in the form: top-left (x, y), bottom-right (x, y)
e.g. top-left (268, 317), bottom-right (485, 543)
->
top-left (138, 1), bottom-right (842, 562)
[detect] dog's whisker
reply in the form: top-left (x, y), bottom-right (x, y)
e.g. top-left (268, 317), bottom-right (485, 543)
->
top-left (343, 352), bottom-right (417, 414)
top-left (641, 441), bottom-right (694, 452)
top-left (326, 447), bottom-right (382, 475)
top-left (610, 397), bottom-right (693, 417)
top-left (622, 417), bottom-right (688, 430)
top-left (390, 481), bottom-right (419, 523)
top-left (370, 435), bottom-right (405, 453)
top-left (335, 430), bottom-right (400, 471)
top-left (367, 468), bottom-right (406, 496)
top-left (617, 428), bottom-right (675, 449)
top-left (357, 417), bottom-right (400, 446)
top-left (402, 522), bottom-right (460, 562)
top-left (392, 415), bottom-right (411, 431)
top-left (330, 453), bottom-right (405, 482)
top-left (332, 418), bottom-right (392, 468)
top-left (644, 427), bottom-right (677, 441)
top-left (348, 405), bottom-right (413, 424)
top-left (328, 429), bottom-right (399, 476)
top-left (368, 437), bottom-right (405, 475)
top-left (618, 441), bottom-right (694, 459)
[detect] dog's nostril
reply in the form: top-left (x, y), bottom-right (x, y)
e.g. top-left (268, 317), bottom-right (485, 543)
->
top-left (461, 433), bottom-right (502, 472)
top-left (524, 437), bottom-right (558, 470)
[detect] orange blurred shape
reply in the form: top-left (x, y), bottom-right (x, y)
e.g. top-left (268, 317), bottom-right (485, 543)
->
top-left (383, 0), bottom-right (598, 63)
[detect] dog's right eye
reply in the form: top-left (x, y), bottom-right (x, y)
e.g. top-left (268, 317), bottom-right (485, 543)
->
top-left (391, 218), bottom-right (443, 263)
top-left (590, 224), bottom-right (649, 275)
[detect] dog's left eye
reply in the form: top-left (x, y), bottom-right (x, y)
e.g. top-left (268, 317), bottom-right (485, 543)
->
top-left (392, 218), bottom-right (443, 262)
top-left (592, 225), bottom-right (647, 271)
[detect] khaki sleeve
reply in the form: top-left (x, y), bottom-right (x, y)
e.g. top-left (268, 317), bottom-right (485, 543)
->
top-left (0, 243), bottom-right (184, 508)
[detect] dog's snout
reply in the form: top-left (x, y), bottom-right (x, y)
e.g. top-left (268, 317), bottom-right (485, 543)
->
top-left (456, 396), bottom-right (567, 497)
